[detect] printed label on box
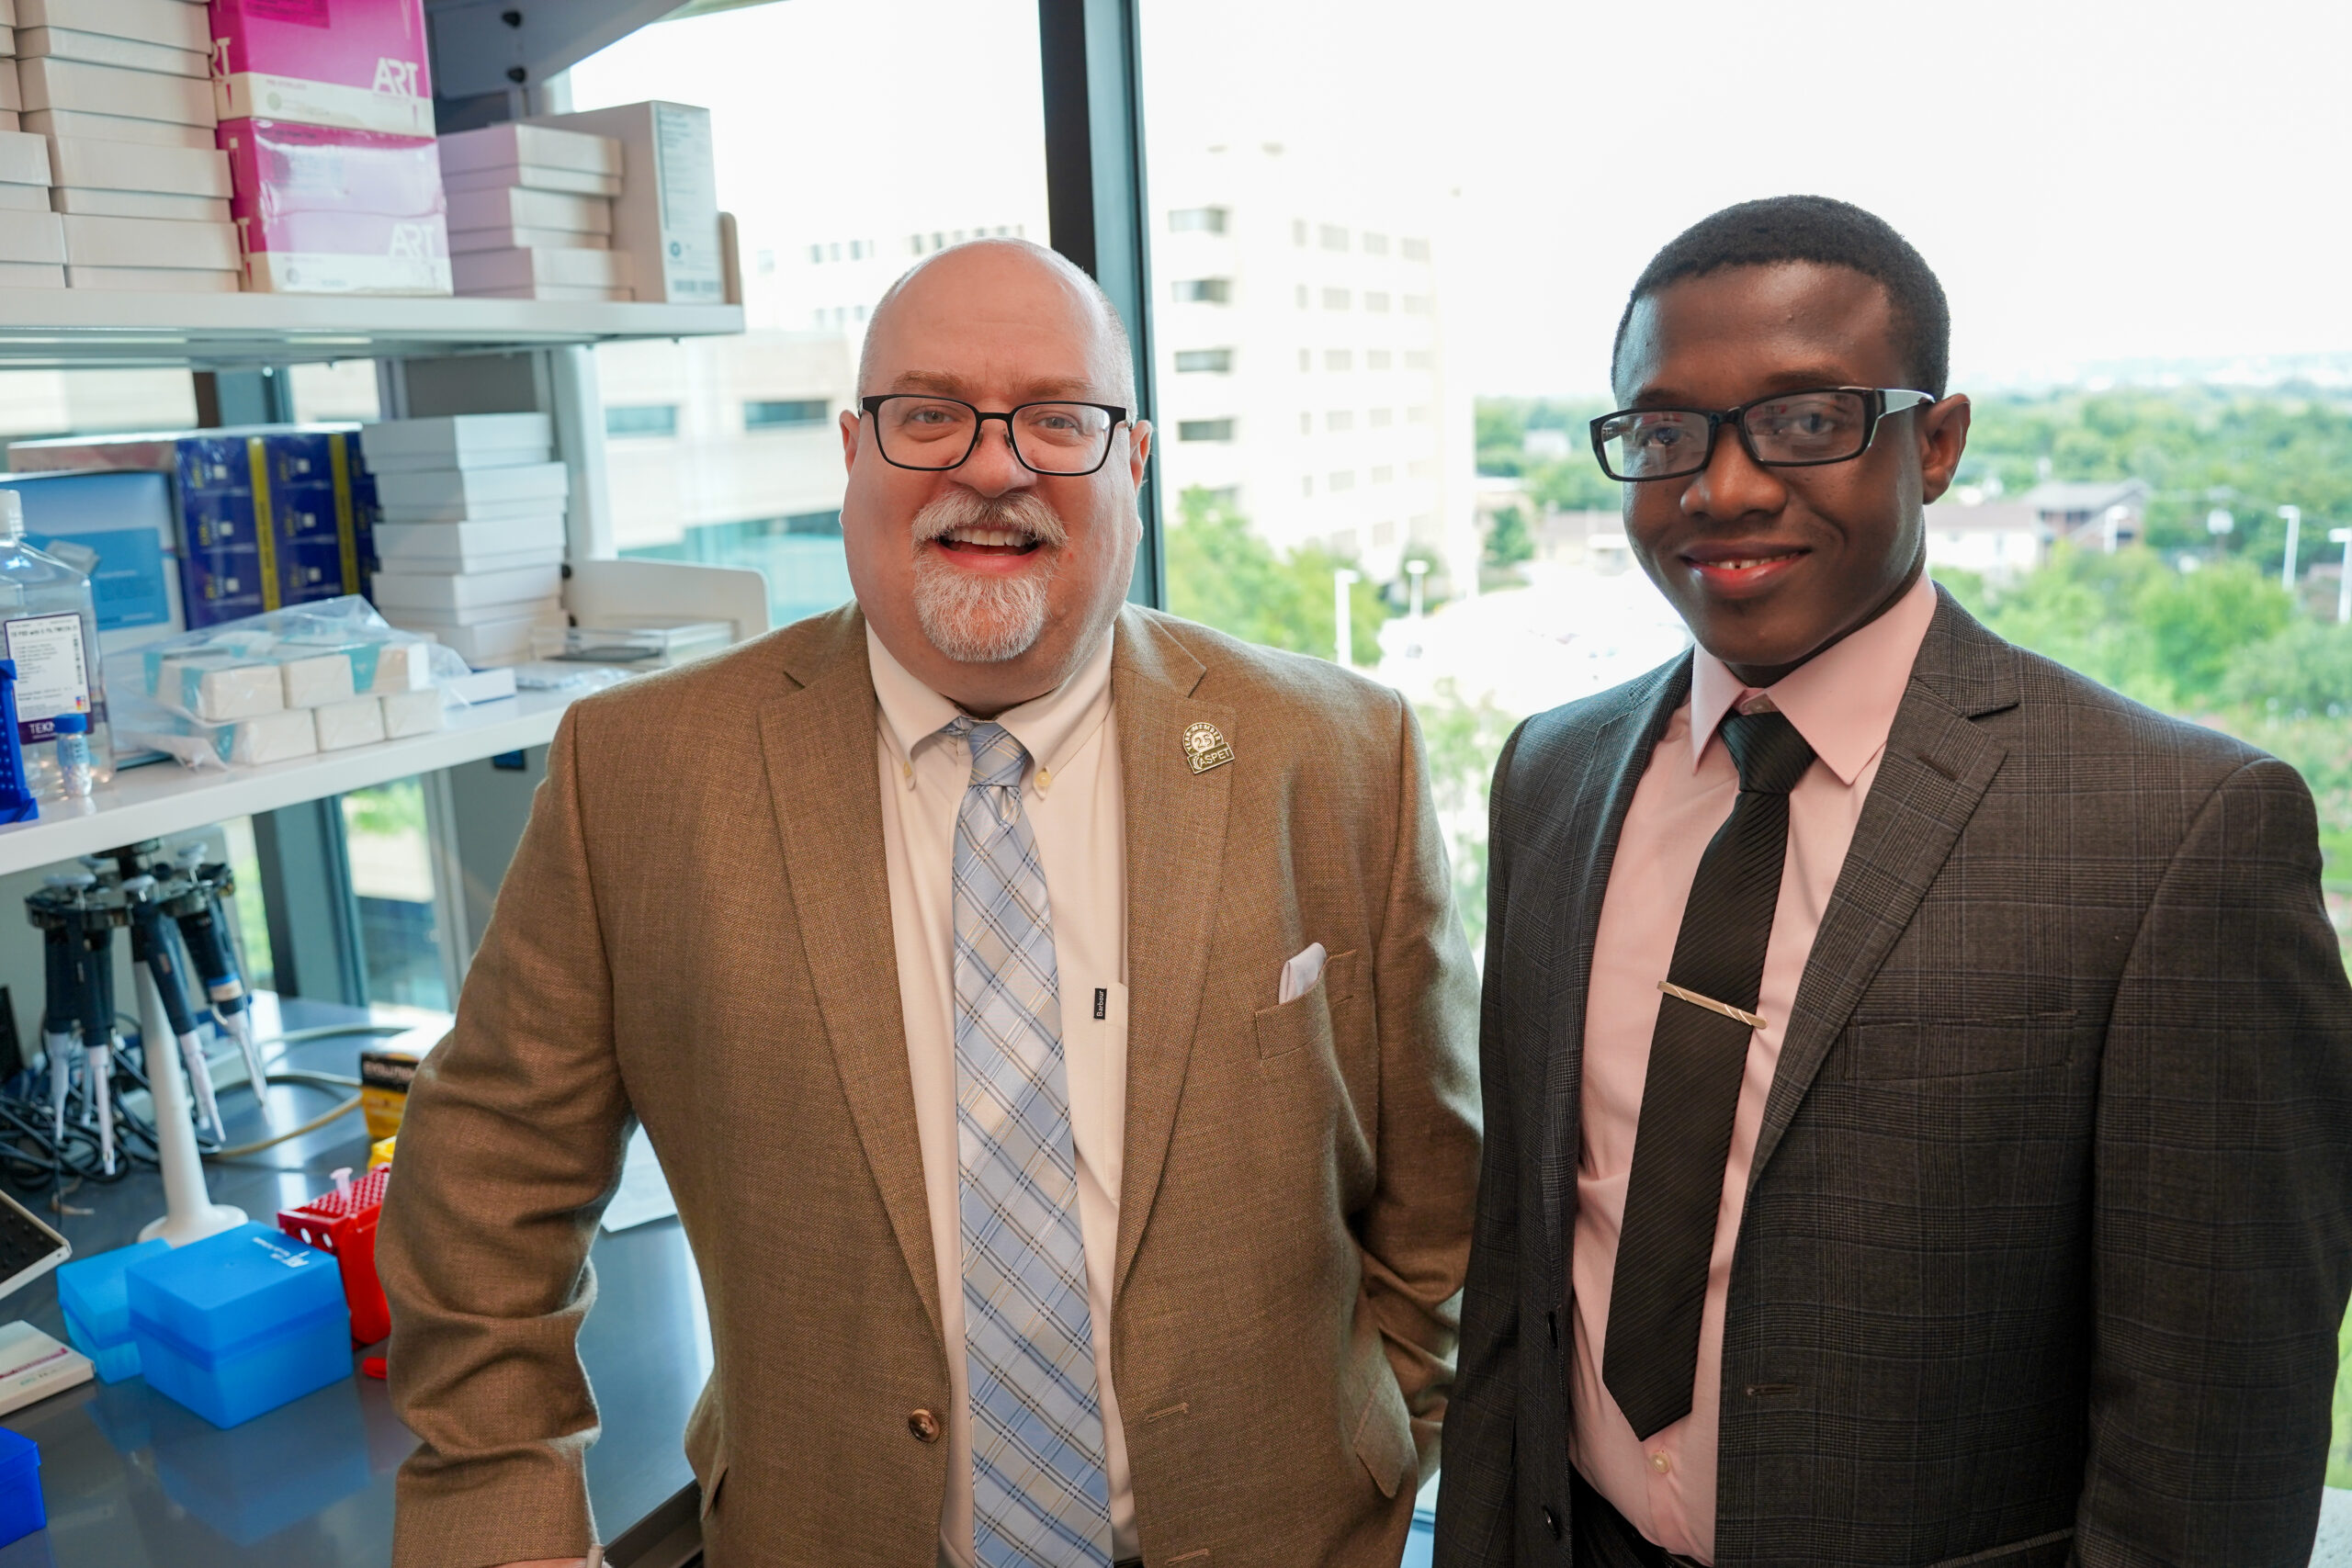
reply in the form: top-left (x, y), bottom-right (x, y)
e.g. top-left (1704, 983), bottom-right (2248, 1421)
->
top-left (3, 612), bottom-right (90, 741)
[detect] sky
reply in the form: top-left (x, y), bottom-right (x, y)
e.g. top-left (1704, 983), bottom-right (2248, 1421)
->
top-left (574, 0), bottom-right (2352, 399)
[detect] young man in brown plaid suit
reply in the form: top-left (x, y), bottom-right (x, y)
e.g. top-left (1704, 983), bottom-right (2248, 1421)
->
top-left (1437, 196), bottom-right (2352, 1567)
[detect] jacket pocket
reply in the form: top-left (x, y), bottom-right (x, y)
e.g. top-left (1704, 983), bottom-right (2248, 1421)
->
top-left (1835, 1012), bottom-right (2089, 1081)
top-left (1251, 948), bottom-right (1360, 1063)
top-left (1344, 1289), bottom-right (1417, 1498)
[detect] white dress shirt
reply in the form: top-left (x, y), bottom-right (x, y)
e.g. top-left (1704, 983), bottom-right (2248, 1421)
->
top-left (866, 626), bottom-right (1136, 1567)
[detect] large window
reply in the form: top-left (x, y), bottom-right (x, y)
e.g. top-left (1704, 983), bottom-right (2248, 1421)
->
top-left (569, 0), bottom-right (1047, 635)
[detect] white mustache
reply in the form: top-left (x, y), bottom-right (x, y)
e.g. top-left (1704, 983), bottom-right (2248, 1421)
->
top-left (910, 490), bottom-right (1070, 550)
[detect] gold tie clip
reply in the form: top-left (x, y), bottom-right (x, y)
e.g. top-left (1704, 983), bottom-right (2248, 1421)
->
top-left (1657, 980), bottom-right (1767, 1032)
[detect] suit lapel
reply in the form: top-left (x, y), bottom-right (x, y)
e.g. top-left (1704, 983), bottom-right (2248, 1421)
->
top-left (1747, 593), bottom-right (2019, 1183)
top-left (1536, 660), bottom-right (1690, 1256)
top-left (1108, 608), bottom-right (1235, 1298)
top-left (755, 607), bottom-right (942, 1337)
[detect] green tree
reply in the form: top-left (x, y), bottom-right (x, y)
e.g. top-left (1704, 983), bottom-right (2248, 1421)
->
top-left (1410, 679), bottom-right (1519, 955)
top-left (1484, 504), bottom-right (1534, 570)
top-left (1164, 486), bottom-right (1390, 665)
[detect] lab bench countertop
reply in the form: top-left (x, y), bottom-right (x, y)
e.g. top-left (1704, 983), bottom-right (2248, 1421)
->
top-left (0, 997), bottom-right (709, 1568)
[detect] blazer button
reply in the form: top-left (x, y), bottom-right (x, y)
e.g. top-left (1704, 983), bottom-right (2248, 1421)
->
top-left (1541, 1504), bottom-right (1562, 1538)
top-left (908, 1409), bottom-right (943, 1444)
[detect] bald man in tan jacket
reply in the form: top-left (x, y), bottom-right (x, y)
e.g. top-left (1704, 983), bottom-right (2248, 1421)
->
top-left (378, 240), bottom-right (1481, 1568)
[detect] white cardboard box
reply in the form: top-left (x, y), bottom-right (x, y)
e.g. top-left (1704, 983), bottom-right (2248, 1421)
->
top-left (25, 103), bottom-right (205, 148)
top-left (373, 460), bottom-right (570, 516)
top-left (17, 0), bottom-right (207, 52)
top-left (0, 260), bottom-right (60, 286)
top-left (379, 686), bottom-right (445, 739)
top-left (452, 244), bottom-right (630, 293)
top-left (50, 135), bottom-right (228, 196)
top-left (445, 185), bottom-right (609, 237)
top-left (311, 694), bottom-right (385, 751)
top-left (383, 604), bottom-right (563, 663)
top-left (369, 563), bottom-right (563, 614)
top-left (530, 102), bottom-right (721, 305)
top-left (373, 514), bottom-right (566, 559)
top-left (0, 61), bottom-right (18, 113)
top-left (19, 25), bottom-right (203, 76)
top-left (440, 121), bottom-right (619, 178)
top-left (0, 185), bottom-right (38, 210)
top-left (51, 186), bottom-right (226, 220)
top-left (61, 211), bottom-right (237, 268)
top-left (441, 164), bottom-right (620, 198)
top-left (447, 223), bottom-right (609, 255)
top-left (361, 412), bottom-right (551, 468)
top-left (19, 55), bottom-right (210, 125)
top-left (0, 127), bottom-right (39, 186)
top-left (65, 263), bottom-right (237, 290)
top-left (0, 209), bottom-right (62, 263)
top-left (370, 543), bottom-right (562, 577)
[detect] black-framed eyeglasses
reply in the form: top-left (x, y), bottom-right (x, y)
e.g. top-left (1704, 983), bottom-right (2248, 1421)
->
top-left (1589, 387), bottom-right (1936, 482)
top-left (858, 393), bottom-right (1131, 476)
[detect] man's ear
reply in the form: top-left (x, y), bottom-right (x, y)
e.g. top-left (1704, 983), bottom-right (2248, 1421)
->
top-left (840, 408), bottom-right (861, 476)
top-left (1917, 394), bottom-right (1972, 504)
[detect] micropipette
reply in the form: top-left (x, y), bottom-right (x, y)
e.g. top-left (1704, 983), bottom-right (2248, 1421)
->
top-left (166, 846), bottom-right (266, 1100)
top-left (69, 899), bottom-right (116, 1176)
top-left (121, 877), bottom-right (220, 1139)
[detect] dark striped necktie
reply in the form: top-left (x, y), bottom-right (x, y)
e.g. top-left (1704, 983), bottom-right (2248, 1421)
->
top-left (1603, 708), bottom-right (1815, 1440)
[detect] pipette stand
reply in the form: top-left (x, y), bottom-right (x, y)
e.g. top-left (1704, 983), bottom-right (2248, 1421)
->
top-left (134, 954), bottom-right (243, 1247)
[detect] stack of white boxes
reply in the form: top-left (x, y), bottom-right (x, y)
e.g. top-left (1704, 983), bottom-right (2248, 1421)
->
top-left (0, 124), bottom-right (58, 285)
top-left (363, 413), bottom-right (569, 666)
top-left (441, 122), bottom-right (632, 302)
top-left (16, 0), bottom-right (238, 291)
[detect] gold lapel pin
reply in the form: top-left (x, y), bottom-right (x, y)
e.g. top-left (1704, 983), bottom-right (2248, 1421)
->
top-left (1182, 720), bottom-right (1234, 775)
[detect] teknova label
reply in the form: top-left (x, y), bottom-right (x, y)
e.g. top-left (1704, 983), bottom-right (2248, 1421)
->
top-left (2, 614), bottom-right (88, 746)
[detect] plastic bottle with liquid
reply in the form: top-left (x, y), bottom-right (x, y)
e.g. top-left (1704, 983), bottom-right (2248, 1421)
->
top-left (0, 491), bottom-right (110, 799)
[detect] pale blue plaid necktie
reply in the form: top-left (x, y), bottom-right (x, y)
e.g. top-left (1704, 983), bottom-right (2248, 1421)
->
top-left (945, 716), bottom-right (1113, 1568)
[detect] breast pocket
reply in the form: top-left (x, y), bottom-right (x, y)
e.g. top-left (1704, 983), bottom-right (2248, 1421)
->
top-left (1253, 947), bottom-right (1360, 1076)
top-left (1834, 1011), bottom-right (2093, 1081)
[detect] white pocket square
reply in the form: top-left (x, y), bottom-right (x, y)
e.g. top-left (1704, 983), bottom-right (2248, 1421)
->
top-left (1278, 942), bottom-right (1329, 1005)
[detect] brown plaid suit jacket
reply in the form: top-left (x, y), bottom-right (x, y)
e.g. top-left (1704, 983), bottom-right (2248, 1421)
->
top-left (1436, 589), bottom-right (2352, 1567)
top-left (377, 604), bottom-right (1481, 1568)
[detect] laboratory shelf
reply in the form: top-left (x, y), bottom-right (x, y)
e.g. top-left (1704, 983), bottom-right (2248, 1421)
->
top-left (0, 687), bottom-right (573, 878)
top-left (0, 290), bottom-right (744, 370)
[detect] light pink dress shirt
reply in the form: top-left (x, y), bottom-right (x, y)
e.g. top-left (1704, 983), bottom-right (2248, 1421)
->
top-left (1570, 573), bottom-right (1939, 1562)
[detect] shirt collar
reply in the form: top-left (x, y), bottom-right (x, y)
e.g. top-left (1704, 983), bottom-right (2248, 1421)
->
top-left (1686, 571), bottom-right (1939, 785)
top-left (866, 623), bottom-right (1115, 786)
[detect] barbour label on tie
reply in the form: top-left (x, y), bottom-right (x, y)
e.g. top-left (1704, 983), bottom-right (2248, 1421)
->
top-left (1182, 720), bottom-right (1233, 774)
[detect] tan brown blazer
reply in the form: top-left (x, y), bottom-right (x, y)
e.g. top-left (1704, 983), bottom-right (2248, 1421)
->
top-left (378, 603), bottom-right (1483, 1568)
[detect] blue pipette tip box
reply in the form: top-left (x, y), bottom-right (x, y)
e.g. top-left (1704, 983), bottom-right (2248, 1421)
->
top-left (55, 1237), bottom-right (169, 1383)
top-left (125, 1224), bottom-right (350, 1429)
top-left (0, 1427), bottom-right (44, 1547)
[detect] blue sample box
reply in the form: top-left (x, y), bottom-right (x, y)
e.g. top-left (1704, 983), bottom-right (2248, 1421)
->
top-left (54, 1236), bottom-right (171, 1383)
top-left (0, 1427), bottom-right (41, 1548)
top-left (125, 1224), bottom-right (351, 1429)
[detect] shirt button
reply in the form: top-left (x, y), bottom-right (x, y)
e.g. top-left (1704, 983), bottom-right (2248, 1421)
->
top-left (1540, 1505), bottom-right (1561, 1538)
top-left (1649, 1450), bottom-right (1672, 1474)
top-left (1035, 766), bottom-right (1053, 792)
top-left (907, 1408), bottom-right (942, 1444)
